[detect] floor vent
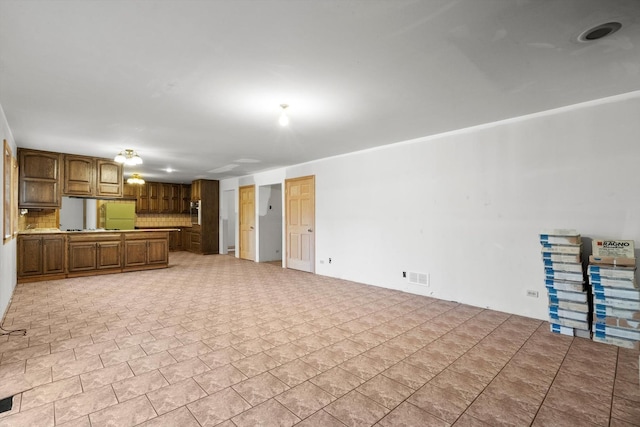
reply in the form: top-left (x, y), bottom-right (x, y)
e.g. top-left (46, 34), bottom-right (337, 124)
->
top-left (408, 272), bottom-right (429, 287)
top-left (0, 396), bottom-right (13, 414)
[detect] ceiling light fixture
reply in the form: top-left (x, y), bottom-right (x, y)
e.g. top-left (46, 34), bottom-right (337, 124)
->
top-left (279, 104), bottom-right (289, 127)
top-left (127, 173), bottom-right (145, 185)
top-left (578, 22), bottom-right (622, 42)
top-left (114, 149), bottom-right (143, 166)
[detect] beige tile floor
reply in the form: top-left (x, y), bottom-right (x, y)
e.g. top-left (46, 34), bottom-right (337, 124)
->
top-left (0, 252), bottom-right (638, 426)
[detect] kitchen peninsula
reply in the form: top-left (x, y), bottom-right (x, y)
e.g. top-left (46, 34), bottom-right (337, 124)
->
top-left (17, 228), bottom-right (173, 283)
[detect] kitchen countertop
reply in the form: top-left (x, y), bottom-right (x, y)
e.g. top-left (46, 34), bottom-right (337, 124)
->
top-left (18, 228), bottom-right (178, 234)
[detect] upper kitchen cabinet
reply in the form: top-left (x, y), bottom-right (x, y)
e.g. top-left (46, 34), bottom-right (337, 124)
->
top-left (122, 183), bottom-right (139, 199)
top-left (64, 155), bottom-right (94, 196)
top-left (63, 155), bottom-right (123, 198)
top-left (191, 180), bottom-right (201, 201)
top-left (96, 159), bottom-right (123, 197)
top-left (18, 149), bottom-right (62, 208)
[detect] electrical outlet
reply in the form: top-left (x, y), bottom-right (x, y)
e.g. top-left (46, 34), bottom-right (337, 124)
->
top-left (402, 271), bottom-right (406, 278)
top-left (329, 258), bottom-right (332, 264)
top-left (526, 290), bottom-right (539, 298)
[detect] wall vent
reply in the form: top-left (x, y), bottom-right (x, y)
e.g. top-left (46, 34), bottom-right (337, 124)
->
top-left (408, 272), bottom-right (429, 286)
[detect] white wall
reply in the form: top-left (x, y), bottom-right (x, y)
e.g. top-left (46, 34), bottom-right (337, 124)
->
top-left (0, 104), bottom-right (17, 320)
top-left (221, 92), bottom-right (640, 320)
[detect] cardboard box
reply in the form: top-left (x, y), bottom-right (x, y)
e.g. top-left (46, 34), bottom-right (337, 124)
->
top-left (545, 269), bottom-right (584, 282)
top-left (545, 279), bottom-right (585, 292)
top-left (593, 323), bottom-right (640, 341)
top-left (589, 255), bottom-right (636, 267)
top-left (544, 260), bottom-right (583, 273)
top-left (549, 298), bottom-right (589, 313)
top-left (592, 294), bottom-right (640, 310)
top-left (547, 288), bottom-right (588, 303)
top-left (593, 315), bottom-right (640, 330)
top-left (589, 275), bottom-right (637, 290)
top-left (540, 234), bottom-right (581, 245)
top-left (549, 314), bottom-right (589, 330)
top-left (593, 304), bottom-right (640, 320)
top-left (543, 253), bottom-right (581, 263)
top-left (541, 243), bottom-right (582, 255)
top-left (539, 229), bottom-right (579, 237)
top-left (592, 285), bottom-right (640, 301)
top-left (592, 240), bottom-right (635, 258)
top-left (549, 306), bottom-right (588, 322)
top-left (549, 323), bottom-right (574, 336)
top-left (588, 264), bottom-right (636, 280)
top-left (592, 333), bottom-right (640, 350)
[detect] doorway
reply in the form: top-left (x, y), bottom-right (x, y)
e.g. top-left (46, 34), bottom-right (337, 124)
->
top-left (285, 175), bottom-right (315, 273)
top-left (220, 189), bottom-right (235, 255)
top-left (258, 184), bottom-right (283, 264)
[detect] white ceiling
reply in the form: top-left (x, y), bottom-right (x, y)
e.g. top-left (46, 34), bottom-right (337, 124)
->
top-left (1, 0), bottom-right (639, 184)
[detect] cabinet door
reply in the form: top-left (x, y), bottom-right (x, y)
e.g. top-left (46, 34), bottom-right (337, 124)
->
top-left (148, 182), bottom-right (160, 213)
top-left (123, 183), bottom-right (139, 199)
top-left (64, 155), bottom-right (95, 196)
top-left (191, 180), bottom-right (201, 201)
top-left (137, 183), bottom-right (150, 213)
top-left (125, 240), bottom-right (147, 267)
top-left (148, 239), bottom-right (169, 264)
top-left (170, 184), bottom-right (181, 213)
top-left (43, 235), bottom-right (65, 274)
top-left (18, 236), bottom-right (44, 276)
top-left (96, 160), bottom-right (123, 198)
top-left (180, 185), bottom-right (191, 214)
top-left (97, 241), bottom-right (122, 269)
top-left (159, 183), bottom-right (171, 213)
top-left (18, 150), bottom-right (61, 208)
top-left (68, 242), bottom-right (97, 272)
top-left (182, 229), bottom-right (191, 251)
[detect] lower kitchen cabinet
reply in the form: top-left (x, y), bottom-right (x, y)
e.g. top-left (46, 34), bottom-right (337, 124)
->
top-left (17, 234), bottom-right (65, 280)
top-left (124, 232), bottom-right (169, 270)
top-left (17, 230), bottom-right (171, 283)
top-left (68, 233), bottom-right (122, 274)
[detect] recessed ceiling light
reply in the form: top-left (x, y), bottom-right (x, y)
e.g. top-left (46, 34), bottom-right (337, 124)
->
top-left (577, 22), bottom-right (622, 42)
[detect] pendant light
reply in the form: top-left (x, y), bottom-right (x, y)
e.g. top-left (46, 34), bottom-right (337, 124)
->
top-left (279, 104), bottom-right (289, 127)
top-left (127, 173), bottom-right (145, 185)
top-left (114, 149), bottom-right (143, 166)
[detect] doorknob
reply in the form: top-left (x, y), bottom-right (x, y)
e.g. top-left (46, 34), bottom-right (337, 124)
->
top-left (307, 228), bottom-right (313, 232)
top-left (250, 226), bottom-right (254, 230)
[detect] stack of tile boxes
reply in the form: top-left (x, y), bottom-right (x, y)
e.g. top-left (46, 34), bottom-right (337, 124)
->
top-left (540, 230), bottom-right (591, 338)
top-left (588, 239), bottom-right (640, 350)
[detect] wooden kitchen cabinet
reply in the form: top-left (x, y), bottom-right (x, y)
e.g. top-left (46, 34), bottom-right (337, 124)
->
top-left (67, 233), bottom-right (122, 274)
top-left (136, 181), bottom-right (159, 213)
top-left (124, 232), bottom-right (169, 270)
top-left (180, 185), bottom-right (191, 213)
top-left (191, 180), bottom-right (201, 201)
top-left (96, 159), bottom-right (123, 197)
top-left (17, 234), bottom-right (65, 279)
top-left (148, 182), bottom-right (160, 212)
top-left (168, 229), bottom-right (183, 251)
top-left (123, 183), bottom-right (139, 199)
top-left (159, 183), bottom-right (177, 213)
top-left (64, 155), bottom-right (94, 196)
top-left (18, 149), bottom-right (62, 208)
top-left (188, 180), bottom-right (219, 254)
top-left (64, 155), bottom-right (123, 198)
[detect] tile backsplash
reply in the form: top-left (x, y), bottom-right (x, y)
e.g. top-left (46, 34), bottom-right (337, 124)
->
top-left (136, 213), bottom-right (191, 228)
top-left (20, 209), bottom-right (58, 230)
